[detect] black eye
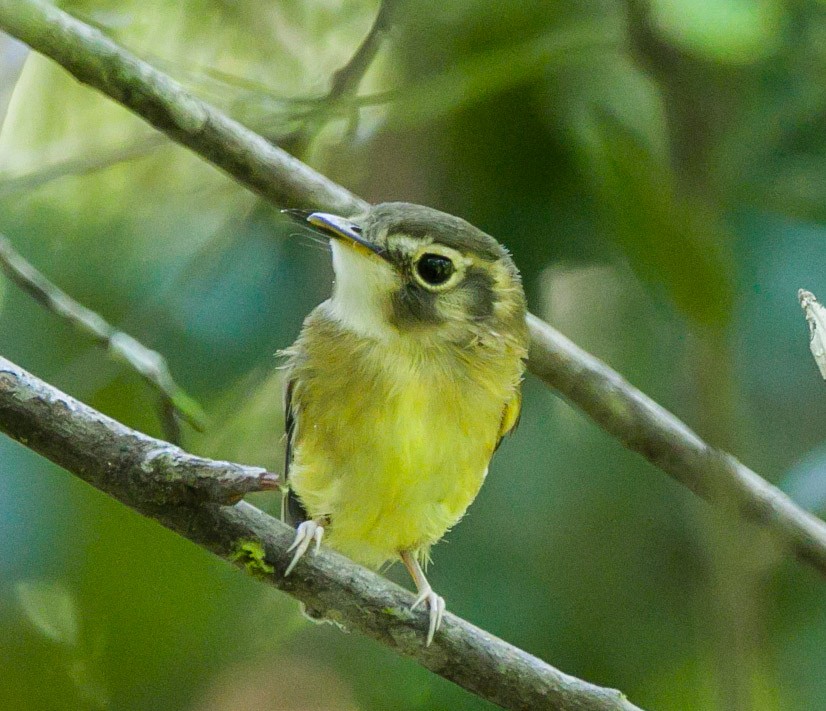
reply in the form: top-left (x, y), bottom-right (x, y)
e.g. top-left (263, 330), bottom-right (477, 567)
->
top-left (415, 253), bottom-right (455, 286)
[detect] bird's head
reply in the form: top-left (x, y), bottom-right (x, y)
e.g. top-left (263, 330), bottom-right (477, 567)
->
top-left (302, 202), bottom-right (527, 345)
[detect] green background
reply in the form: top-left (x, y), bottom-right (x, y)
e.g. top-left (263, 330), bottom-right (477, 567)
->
top-left (1, 0), bottom-right (825, 709)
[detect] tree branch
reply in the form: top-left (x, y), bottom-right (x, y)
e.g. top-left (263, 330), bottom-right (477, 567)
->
top-left (0, 355), bottom-right (641, 711)
top-left (0, 233), bottom-right (206, 439)
top-left (0, 134), bottom-right (164, 198)
top-left (0, 358), bottom-right (276, 503)
top-left (527, 316), bottom-right (826, 575)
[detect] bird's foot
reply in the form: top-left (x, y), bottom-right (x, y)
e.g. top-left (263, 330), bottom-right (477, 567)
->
top-left (284, 519), bottom-right (324, 576)
top-left (411, 587), bottom-right (446, 646)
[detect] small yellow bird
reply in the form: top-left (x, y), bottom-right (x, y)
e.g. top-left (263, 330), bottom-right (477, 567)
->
top-left (281, 202), bottom-right (528, 644)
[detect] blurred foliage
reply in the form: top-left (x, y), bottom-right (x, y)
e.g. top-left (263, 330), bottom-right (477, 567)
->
top-left (648, 0), bottom-right (783, 63)
top-left (1, 0), bottom-right (826, 710)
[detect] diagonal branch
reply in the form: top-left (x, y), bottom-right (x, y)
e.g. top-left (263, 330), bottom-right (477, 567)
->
top-left (527, 316), bottom-right (826, 574)
top-left (1, 0), bottom-right (822, 581)
top-left (0, 358), bottom-right (277, 503)
top-left (0, 233), bottom-right (206, 440)
top-left (0, 355), bottom-right (642, 711)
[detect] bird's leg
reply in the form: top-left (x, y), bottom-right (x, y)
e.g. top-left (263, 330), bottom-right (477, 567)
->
top-left (400, 550), bottom-right (445, 646)
top-left (284, 517), bottom-right (326, 576)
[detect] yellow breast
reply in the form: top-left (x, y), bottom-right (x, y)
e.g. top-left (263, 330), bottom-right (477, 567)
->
top-left (285, 307), bottom-right (523, 569)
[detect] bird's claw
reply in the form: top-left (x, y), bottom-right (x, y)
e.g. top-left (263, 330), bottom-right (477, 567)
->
top-left (411, 587), bottom-right (445, 646)
top-left (284, 520), bottom-right (324, 576)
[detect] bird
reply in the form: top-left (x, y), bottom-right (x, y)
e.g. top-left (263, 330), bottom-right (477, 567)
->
top-left (280, 202), bottom-right (528, 645)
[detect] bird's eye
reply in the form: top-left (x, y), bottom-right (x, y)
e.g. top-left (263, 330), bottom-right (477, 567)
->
top-left (415, 253), bottom-right (455, 286)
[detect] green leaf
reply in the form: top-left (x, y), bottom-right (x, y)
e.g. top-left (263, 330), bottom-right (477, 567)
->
top-left (578, 112), bottom-right (734, 326)
top-left (15, 580), bottom-right (79, 647)
top-left (549, 56), bottom-right (734, 325)
top-left (648, 0), bottom-right (783, 64)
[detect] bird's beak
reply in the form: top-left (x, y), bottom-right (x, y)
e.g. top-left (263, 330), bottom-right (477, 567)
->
top-left (305, 212), bottom-right (387, 259)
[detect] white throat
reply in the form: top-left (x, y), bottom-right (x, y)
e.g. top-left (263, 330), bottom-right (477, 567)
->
top-left (327, 240), bottom-right (397, 340)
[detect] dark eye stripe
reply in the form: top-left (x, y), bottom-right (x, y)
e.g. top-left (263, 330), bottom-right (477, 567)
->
top-left (416, 253), bottom-right (455, 286)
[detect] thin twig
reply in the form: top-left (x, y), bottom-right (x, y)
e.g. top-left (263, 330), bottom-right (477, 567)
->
top-left (0, 355), bottom-right (642, 711)
top-left (146, 55), bottom-right (398, 117)
top-left (327, 0), bottom-right (398, 101)
top-left (0, 134), bottom-right (165, 197)
top-left (282, 0), bottom-right (398, 154)
top-left (0, 234), bottom-right (207, 437)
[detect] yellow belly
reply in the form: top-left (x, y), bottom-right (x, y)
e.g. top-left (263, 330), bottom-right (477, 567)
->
top-left (290, 369), bottom-right (502, 569)
top-left (285, 314), bottom-right (518, 569)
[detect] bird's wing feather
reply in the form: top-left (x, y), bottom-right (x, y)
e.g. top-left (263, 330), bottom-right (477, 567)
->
top-left (282, 377), bottom-right (308, 525)
top-left (494, 391), bottom-right (522, 452)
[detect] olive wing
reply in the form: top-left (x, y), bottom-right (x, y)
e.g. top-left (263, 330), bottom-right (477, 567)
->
top-left (494, 391), bottom-right (522, 453)
top-left (281, 378), bottom-right (308, 525)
